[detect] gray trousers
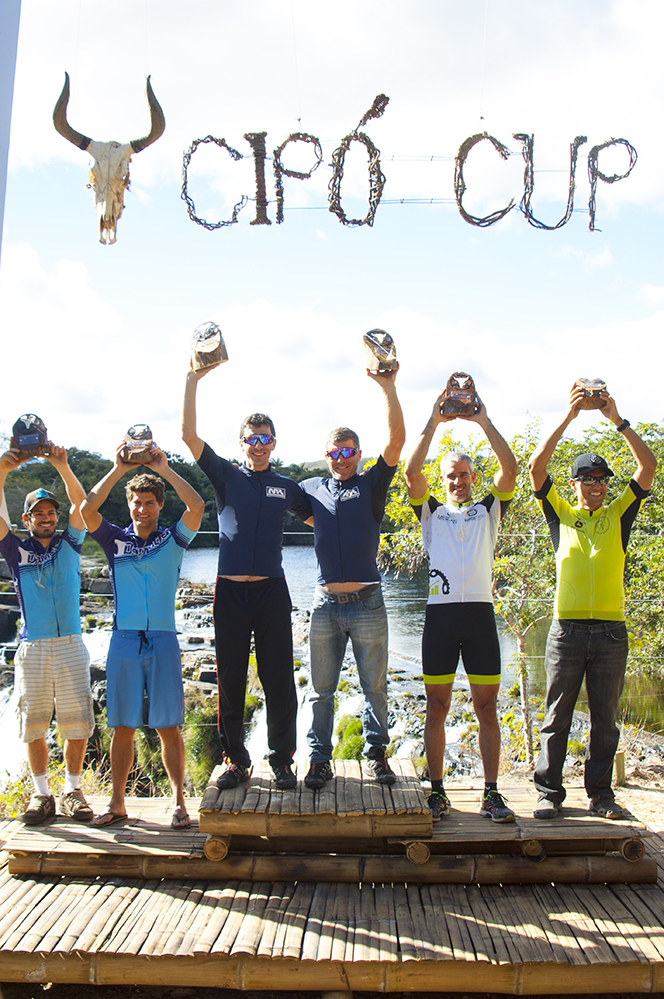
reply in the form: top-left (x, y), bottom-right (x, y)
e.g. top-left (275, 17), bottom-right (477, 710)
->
top-left (534, 619), bottom-right (628, 803)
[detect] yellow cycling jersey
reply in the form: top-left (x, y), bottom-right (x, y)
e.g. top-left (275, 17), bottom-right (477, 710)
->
top-left (534, 476), bottom-right (648, 621)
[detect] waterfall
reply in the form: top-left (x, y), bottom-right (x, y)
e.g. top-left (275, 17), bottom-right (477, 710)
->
top-left (0, 686), bottom-right (25, 787)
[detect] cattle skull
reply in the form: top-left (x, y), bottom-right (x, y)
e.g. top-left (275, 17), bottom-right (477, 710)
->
top-left (53, 73), bottom-right (165, 244)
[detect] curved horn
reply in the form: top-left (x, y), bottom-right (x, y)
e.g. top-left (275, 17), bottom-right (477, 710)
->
top-left (52, 72), bottom-right (91, 151)
top-left (130, 76), bottom-right (166, 153)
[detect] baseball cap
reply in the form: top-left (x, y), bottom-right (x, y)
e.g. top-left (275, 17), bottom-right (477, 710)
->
top-left (570, 453), bottom-right (614, 479)
top-left (23, 488), bottom-right (60, 515)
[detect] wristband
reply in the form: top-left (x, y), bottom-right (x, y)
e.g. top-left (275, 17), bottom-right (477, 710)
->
top-left (616, 419), bottom-right (630, 433)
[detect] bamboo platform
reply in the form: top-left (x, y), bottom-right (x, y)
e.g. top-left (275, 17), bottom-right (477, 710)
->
top-left (1, 824), bottom-right (664, 992)
top-left (199, 759), bottom-right (432, 838)
top-left (4, 773), bottom-right (655, 885)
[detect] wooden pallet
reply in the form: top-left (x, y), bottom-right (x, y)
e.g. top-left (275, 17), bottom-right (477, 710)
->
top-left (5, 777), bottom-right (655, 884)
top-left (198, 758), bottom-right (432, 838)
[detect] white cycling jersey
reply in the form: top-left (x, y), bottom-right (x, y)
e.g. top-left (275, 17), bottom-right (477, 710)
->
top-left (411, 485), bottom-right (513, 605)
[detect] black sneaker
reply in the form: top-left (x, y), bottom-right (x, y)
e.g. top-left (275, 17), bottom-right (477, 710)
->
top-left (273, 764), bottom-right (297, 790)
top-left (427, 790), bottom-right (451, 822)
top-left (366, 757), bottom-right (397, 785)
top-left (479, 789), bottom-right (516, 823)
top-left (216, 762), bottom-right (249, 790)
top-left (304, 760), bottom-right (333, 790)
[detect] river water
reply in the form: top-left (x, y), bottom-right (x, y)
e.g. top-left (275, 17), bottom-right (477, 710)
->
top-left (181, 546), bottom-right (519, 686)
top-left (182, 546), bottom-right (664, 736)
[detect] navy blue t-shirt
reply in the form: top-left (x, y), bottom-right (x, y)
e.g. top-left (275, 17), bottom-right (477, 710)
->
top-left (300, 455), bottom-right (396, 585)
top-left (197, 443), bottom-right (310, 577)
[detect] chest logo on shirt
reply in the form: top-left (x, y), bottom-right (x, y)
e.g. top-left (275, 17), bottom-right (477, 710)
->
top-left (266, 486), bottom-right (287, 499)
top-left (339, 486), bottom-right (360, 501)
top-left (114, 532), bottom-right (170, 559)
top-left (18, 546), bottom-right (57, 569)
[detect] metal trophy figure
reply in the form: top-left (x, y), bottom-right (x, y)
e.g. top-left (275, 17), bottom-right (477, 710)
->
top-left (191, 322), bottom-right (228, 371)
top-left (120, 424), bottom-right (156, 464)
top-left (10, 414), bottom-right (51, 458)
top-left (440, 372), bottom-right (481, 416)
top-left (363, 329), bottom-right (398, 372)
top-left (574, 377), bottom-right (608, 409)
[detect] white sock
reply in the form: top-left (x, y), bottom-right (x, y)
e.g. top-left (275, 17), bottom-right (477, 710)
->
top-left (32, 772), bottom-right (50, 796)
top-left (64, 771), bottom-right (81, 794)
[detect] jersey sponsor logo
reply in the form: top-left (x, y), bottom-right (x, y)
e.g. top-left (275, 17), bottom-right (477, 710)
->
top-left (114, 530), bottom-right (171, 560)
top-left (18, 547), bottom-right (57, 568)
top-left (465, 508), bottom-right (478, 519)
top-left (266, 486), bottom-right (287, 499)
top-left (339, 486), bottom-right (360, 501)
top-left (429, 567), bottom-right (451, 595)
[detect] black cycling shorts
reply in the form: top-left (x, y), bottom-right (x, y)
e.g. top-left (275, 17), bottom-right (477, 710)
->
top-left (422, 602), bottom-right (501, 685)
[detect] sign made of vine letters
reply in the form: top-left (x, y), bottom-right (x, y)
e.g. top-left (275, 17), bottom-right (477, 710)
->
top-left (181, 94), bottom-right (637, 232)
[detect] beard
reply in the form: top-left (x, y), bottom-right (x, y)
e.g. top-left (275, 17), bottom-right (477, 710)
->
top-left (30, 526), bottom-right (56, 540)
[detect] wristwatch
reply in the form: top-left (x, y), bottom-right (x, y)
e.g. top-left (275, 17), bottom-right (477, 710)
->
top-left (616, 419), bottom-right (630, 433)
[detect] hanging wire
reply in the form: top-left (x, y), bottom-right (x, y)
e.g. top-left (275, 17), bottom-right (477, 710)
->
top-left (478, 0), bottom-right (490, 122)
top-left (290, 0), bottom-right (303, 129)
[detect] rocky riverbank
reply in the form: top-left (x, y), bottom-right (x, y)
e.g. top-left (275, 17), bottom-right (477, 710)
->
top-left (2, 567), bottom-right (664, 818)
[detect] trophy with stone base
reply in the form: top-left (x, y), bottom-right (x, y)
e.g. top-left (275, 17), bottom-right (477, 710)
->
top-left (440, 372), bottom-right (480, 416)
top-left (10, 414), bottom-right (51, 458)
top-left (575, 377), bottom-right (607, 410)
top-left (191, 322), bottom-right (228, 371)
top-left (121, 424), bottom-right (156, 464)
top-left (363, 329), bottom-right (398, 372)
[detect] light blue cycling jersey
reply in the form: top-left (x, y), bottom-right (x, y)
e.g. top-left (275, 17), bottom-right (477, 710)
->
top-left (91, 517), bottom-right (197, 631)
top-left (0, 525), bottom-right (85, 641)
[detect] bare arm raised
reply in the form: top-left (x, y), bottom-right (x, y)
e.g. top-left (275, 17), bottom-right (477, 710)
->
top-left (528, 384), bottom-right (586, 492)
top-left (182, 362), bottom-right (221, 462)
top-left (81, 445), bottom-right (137, 534)
top-left (148, 448), bottom-right (205, 531)
top-left (0, 449), bottom-right (30, 540)
top-left (44, 446), bottom-right (86, 531)
top-left (404, 392), bottom-right (446, 499)
top-left (601, 395), bottom-right (657, 491)
top-left (458, 401), bottom-right (518, 494)
top-left (367, 364), bottom-right (406, 468)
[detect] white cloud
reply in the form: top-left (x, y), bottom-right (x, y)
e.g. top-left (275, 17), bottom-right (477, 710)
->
top-left (558, 244), bottom-right (615, 270)
top-left (636, 285), bottom-right (664, 307)
top-left (3, 242), bottom-right (661, 467)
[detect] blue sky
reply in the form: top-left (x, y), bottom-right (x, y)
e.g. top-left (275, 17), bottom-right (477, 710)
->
top-left (1, 0), bottom-right (663, 465)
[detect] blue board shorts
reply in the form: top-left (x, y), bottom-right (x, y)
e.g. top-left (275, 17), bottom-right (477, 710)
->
top-left (106, 630), bottom-right (184, 730)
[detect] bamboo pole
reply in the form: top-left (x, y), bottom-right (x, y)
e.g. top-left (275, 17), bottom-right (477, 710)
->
top-left (7, 851), bottom-right (657, 884)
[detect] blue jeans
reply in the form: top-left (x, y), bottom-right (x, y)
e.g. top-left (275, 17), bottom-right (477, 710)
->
top-left (307, 585), bottom-right (389, 762)
top-left (534, 619), bottom-right (628, 803)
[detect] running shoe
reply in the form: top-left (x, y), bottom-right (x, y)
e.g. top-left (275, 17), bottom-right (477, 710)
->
top-left (366, 757), bottom-right (397, 785)
top-left (216, 762), bottom-right (249, 790)
top-left (272, 764), bottom-right (297, 790)
top-left (304, 761), bottom-right (333, 790)
top-left (479, 789), bottom-right (516, 823)
top-left (427, 790), bottom-right (451, 822)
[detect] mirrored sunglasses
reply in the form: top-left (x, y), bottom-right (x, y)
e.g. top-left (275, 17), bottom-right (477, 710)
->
top-left (326, 447), bottom-right (358, 460)
top-left (241, 433), bottom-right (275, 446)
top-left (576, 474), bottom-right (610, 486)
